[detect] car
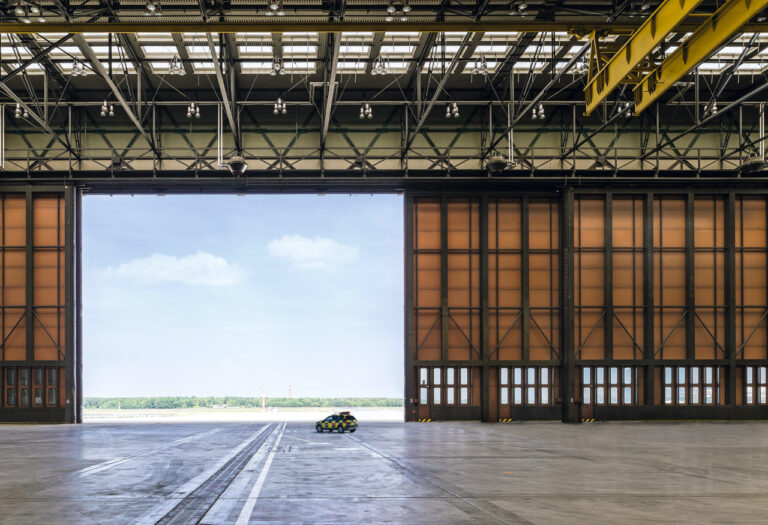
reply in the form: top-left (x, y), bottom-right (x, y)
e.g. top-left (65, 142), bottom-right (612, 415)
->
top-left (315, 411), bottom-right (358, 433)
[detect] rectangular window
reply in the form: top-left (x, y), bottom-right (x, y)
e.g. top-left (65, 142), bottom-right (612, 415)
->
top-left (34, 388), bottom-right (42, 406)
top-left (513, 367), bottom-right (522, 385)
top-left (666, 366), bottom-right (720, 405)
top-left (48, 368), bottom-right (57, 386)
top-left (433, 368), bottom-right (441, 385)
top-left (20, 388), bottom-right (29, 407)
top-left (33, 368), bottom-right (43, 386)
top-left (460, 367), bottom-right (469, 385)
top-left (6, 368), bottom-right (15, 387)
top-left (610, 367), bottom-right (618, 385)
top-left (47, 388), bottom-right (57, 406)
top-left (597, 387), bottom-right (605, 404)
top-left (527, 387), bottom-right (535, 404)
top-left (513, 387), bottom-right (522, 404)
top-left (20, 368), bottom-right (29, 387)
top-left (446, 368), bottom-right (455, 385)
top-left (446, 387), bottom-right (455, 404)
top-left (7, 388), bottom-right (16, 407)
top-left (433, 387), bottom-right (441, 404)
top-left (419, 388), bottom-right (428, 405)
top-left (610, 387), bottom-right (618, 405)
top-left (500, 368), bottom-right (508, 385)
top-left (500, 387), bottom-right (509, 404)
top-left (583, 387), bottom-right (591, 404)
top-left (460, 387), bottom-right (469, 405)
top-left (583, 367), bottom-right (591, 384)
top-left (419, 368), bottom-right (428, 386)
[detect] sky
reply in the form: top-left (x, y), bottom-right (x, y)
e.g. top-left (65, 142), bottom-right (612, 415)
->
top-left (83, 194), bottom-right (404, 398)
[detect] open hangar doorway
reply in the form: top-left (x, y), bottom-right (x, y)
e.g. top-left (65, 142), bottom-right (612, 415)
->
top-left (0, 189), bottom-right (404, 422)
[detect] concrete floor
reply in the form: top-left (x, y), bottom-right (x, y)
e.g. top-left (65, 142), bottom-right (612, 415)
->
top-left (0, 421), bottom-right (767, 524)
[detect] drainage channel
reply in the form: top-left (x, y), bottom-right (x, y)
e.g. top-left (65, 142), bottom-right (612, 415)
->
top-left (155, 423), bottom-right (277, 525)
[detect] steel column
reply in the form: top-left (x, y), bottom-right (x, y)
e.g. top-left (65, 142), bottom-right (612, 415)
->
top-left (480, 195), bottom-right (490, 422)
top-left (643, 192), bottom-right (655, 404)
top-left (725, 192), bottom-right (737, 404)
top-left (560, 187), bottom-right (577, 422)
top-left (685, 193), bottom-right (695, 360)
top-left (605, 193), bottom-right (614, 361)
top-left (404, 194), bottom-right (416, 421)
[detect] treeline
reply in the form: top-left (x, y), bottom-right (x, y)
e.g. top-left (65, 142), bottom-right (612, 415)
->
top-left (83, 397), bottom-right (403, 410)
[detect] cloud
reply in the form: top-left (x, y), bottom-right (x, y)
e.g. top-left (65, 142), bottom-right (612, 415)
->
top-left (104, 251), bottom-right (245, 286)
top-left (267, 234), bottom-right (360, 269)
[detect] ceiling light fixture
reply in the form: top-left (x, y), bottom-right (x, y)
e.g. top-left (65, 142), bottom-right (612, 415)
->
top-left (14, 103), bottom-right (21, 119)
top-left (169, 55), bottom-right (185, 76)
top-left (145, 0), bottom-right (162, 16)
top-left (71, 60), bottom-right (87, 77)
top-left (359, 103), bottom-right (373, 119)
top-left (371, 56), bottom-right (388, 75)
top-left (271, 57), bottom-right (286, 75)
top-left (274, 97), bottom-right (287, 115)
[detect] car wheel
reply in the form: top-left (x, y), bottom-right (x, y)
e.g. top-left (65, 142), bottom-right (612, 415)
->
top-left (315, 425), bottom-right (323, 433)
top-left (349, 428), bottom-right (356, 433)
top-left (337, 425), bottom-right (344, 433)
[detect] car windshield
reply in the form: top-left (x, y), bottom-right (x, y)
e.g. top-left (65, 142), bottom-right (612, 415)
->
top-left (323, 417), bottom-right (333, 422)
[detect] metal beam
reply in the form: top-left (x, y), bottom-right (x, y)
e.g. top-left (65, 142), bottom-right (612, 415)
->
top-left (321, 34), bottom-right (341, 148)
top-left (703, 33), bottom-right (759, 116)
top-left (455, 31), bottom-right (485, 74)
top-left (487, 42), bottom-right (590, 153)
top-left (1, 20), bottom-right (752, 34)
top-left (633, 0), bottom-right (768, 114)
top-left (206, 32), bottom-right (241, 154)
top-left (365, 32), bottom-right (385, 75)
top-left (72, 34), bottom-right (159, 157)
top-left (0, 82), bottom-right (78, 158)
top-left (172, 33), bottom-right (195, 76)
top-left (584, 0), bottom-right (704, 115)
top-left (406, 32), bottom-right (473, 150)
top-left (0, 34), bottom-right (74, 83)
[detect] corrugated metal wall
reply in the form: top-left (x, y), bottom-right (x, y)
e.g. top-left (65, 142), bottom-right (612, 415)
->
top-left (0, 187), bottom-right (78, 423)
top-left (406, 190), bottom-right (768, 421)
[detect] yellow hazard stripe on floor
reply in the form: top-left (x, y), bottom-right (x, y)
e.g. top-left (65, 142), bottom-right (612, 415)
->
top-left (415, 418), bottom-right (432, 422)
top-left (581, 418), bottom-right (596, 423)
top-left (498, 418), bottom-right (515, 423)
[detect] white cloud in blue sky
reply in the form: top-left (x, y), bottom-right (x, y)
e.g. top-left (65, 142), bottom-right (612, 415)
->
top-left (267, 234), bottom-right (359, 269)
top-left (104, 251), bottom-right (246, 286)
top-left (83, 194), bottom-right (403, 398)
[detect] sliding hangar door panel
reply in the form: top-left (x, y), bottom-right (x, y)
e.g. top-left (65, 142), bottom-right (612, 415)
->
top-left (405, 192), bottom-right (768, 422)
top-left (0, 188), bottom-right (79, 423)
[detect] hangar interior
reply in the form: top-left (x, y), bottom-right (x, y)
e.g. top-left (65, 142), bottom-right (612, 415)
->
top-left (0, 0), bottom-right (767, 425)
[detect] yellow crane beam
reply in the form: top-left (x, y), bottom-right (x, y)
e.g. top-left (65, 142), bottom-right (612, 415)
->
top-left (584, 0), bottom-right (704, 116)
top-left (634, 0), bottom-right (768, 114)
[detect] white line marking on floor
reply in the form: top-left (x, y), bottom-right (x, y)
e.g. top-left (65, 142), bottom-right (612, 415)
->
top-left (281, 435), bottom-right (329, 445)
top-left (200, 425), bottom-right (283, 524)
top-left (77, 427), bottom-right (224, 477)
top-left (131, 424), bottom-right (271, 525)
top-left (235, 422), bottom-right (286, 525)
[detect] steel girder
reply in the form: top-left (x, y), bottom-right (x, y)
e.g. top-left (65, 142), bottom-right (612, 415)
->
top-left (633, 0), bottom-right (768, 113)
top-left (583, 0), bottom-right (703, 115)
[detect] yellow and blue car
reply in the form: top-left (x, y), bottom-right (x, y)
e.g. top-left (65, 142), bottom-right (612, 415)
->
top-left (315, 411), bottom-right (358, 433)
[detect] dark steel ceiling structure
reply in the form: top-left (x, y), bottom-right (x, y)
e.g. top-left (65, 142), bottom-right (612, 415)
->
top-left (0, 0), bottom-right (765, 184)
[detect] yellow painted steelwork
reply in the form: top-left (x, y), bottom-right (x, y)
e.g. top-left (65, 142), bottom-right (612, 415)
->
top-left (584, 0), bottom-right (704, 115)
top-left (633, 0), bottom-right (768, 114)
